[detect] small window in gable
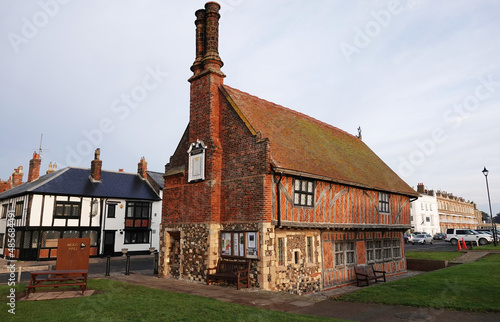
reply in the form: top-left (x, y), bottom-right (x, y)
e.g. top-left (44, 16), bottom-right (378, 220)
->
top-left (187, 140), bottom-right (206, 182)
top-left (294, 178), bottom-right (314, 207)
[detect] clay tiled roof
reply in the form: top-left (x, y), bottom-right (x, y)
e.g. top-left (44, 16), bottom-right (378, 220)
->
top-left (221, 85), bottom-right (418, 197)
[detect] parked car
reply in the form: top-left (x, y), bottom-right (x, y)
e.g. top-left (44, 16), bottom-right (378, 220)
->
top-left (407, 234), bottom-right (416, 243)
top-left (412, 234), bottom-right (433, 245)
top-left (445, 228), bottom-right (493, 246)
top-left (433, 233), bottom-right (445, 240)
top-left (475, 229), bottom-right (500, 242)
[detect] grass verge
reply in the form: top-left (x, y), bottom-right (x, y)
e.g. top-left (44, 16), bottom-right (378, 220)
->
top-left (0, 279), bottom-right (337, 321)
top-left (338, 254), bottom-right (500, 312)
top-left (405, 251), bottom-right (462, 261)
top-left (473, 244), bottom-right (500, 251)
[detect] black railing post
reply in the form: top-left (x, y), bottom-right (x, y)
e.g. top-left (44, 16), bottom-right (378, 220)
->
top-left (153, 250), bottom-right (159, 275)
top-left (105, 255), bottom-right (111, 276)
top-left (125, 254), bottom-right (131, 275)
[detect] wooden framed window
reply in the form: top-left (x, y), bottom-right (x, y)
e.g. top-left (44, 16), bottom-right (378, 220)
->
top-left (383, 240), bottom-right (392, 260)
top-left (392, 239), bottom-right (401, 258)
top-left (346, 242), bottom-right (355, 265)
top-left (366, 241), bottom-right (374, 263)
top-left (294, 178), bottom-right (314, 207)
top-left (374, 240), bottom-right (382, 261)
top-left (335, 243), bottom-right (344, 267)
top-left (14, 201), bottom-right (24, 218)
top-left (378, 192), bottom-right (390, 213)
top-left (126, 201), bottom-right (151, 219)
top-left (277, 237), bottom-right (284, 266)
top-left (221, 231), bottom-right (258, 259)
top-left (107, 203), bottom-right (117, 218)
top-left (124, 230), bottom-right (150, 244)
top-left (54, 201), bottom-right (80, 219)
top-left (335, 241), bottom-right (356, 267)
top-left (1, 204), bottom-right (7, 219)
top-left (306, 236), bottom-right (313, 263)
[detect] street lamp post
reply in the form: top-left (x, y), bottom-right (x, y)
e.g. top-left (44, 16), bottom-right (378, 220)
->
top-left (482, 167), bottom-right (498, 246)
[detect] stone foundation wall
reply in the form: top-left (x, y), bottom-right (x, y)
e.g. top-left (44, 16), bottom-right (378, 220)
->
top-left (270, 229), bottom-right (322, 295)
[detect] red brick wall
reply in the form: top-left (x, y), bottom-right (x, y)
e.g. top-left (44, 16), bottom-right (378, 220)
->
top-left (163, 90), bottom-right (273, 225)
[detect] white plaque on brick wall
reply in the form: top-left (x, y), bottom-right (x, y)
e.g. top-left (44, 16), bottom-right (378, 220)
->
top-left (187, 140), bottom-right (206, 182)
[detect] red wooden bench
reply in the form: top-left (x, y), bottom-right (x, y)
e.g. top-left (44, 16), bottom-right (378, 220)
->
top-left (354, 265), bottom-right (386, 287)
top-left (25, 269), bottom-right (88, 299)
top-left (206, 259), bottom-right (250, 290)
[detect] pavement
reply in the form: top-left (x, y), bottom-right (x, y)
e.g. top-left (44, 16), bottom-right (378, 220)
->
top-left (4, 252), bottom-right (500, 321)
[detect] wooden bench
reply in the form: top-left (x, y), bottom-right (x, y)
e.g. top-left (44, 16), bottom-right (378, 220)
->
top-left (206, 259), bottom-right (250, 290)
top-left (354, 265), bottom-right (386, 287)
top-left (25, 269), bottom-right (88, 299)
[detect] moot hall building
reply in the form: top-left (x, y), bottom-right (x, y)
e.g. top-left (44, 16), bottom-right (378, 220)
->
top-left (159, 2), bottom-right (419, 294)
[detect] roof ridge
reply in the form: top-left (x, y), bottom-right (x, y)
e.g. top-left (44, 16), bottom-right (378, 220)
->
top-left (27, 167), bottom-right (71, 192)
top-left (222, 85), bottom-right (358, 140)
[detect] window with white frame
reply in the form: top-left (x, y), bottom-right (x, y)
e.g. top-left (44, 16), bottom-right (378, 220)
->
top-left (379, 193), bottom-right (390, 213)
top-left (294, 178), bottom-right (314, 207)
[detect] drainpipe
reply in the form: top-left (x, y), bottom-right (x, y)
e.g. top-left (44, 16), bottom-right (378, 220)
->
top-left (100, 198), bottom-right (108, 256)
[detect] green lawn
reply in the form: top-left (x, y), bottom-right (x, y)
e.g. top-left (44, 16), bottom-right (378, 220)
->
top-left (472, 244), bottom-right (500, 251)
top-left (0, 279), bottom-right (337, 321)
top-left (338, 254), bottom-right (500, 312)
top-left (405, 251), bottom-right (462, 261)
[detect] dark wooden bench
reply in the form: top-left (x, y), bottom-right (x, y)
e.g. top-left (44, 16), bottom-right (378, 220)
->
top-left (206, 259), bottom-right (250, 290)
top-left (25, 269), bottom-right (88, 299)
top-left (354, 265), bottom-right (386, 287)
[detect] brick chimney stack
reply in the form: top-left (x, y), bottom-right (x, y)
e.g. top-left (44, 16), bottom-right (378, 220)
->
top-left (138, 157), bottom-right (148, 179)
top-left (186, 2), bottom-right (225, 223)
top-left (12, 166), bottom-right (23, 187)
top-left (190, 2), bottom-right (224, 77)
top-left (27, 152), bottom-right (41, 182)
top-left (417, 183), bottom-right (425, 194)
top-left (90, 148), bottom-right (102, 182)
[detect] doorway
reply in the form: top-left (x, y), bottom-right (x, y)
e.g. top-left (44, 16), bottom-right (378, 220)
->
top-left (103, 230), bottom-right (116, 255)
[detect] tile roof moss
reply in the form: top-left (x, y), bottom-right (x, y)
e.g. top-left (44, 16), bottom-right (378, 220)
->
top-left (221, 85), bottom-right (418, 197)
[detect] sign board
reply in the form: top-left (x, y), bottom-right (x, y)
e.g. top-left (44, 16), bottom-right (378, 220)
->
top-left (56, 238), bottom-right (91, 270)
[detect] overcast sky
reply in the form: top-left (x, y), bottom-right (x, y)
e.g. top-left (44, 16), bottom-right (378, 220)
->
top-left (1, 0), bottom-right (499, 216)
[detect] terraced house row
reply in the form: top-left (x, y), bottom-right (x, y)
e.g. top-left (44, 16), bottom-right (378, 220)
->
top-left (159, 2), bottom-right (419, 294)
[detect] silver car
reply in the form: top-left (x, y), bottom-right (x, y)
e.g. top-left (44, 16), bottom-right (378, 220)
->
top-left (412, 234), bottom-right (433, 245)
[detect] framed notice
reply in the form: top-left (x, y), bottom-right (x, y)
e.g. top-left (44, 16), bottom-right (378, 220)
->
top-left (246, 232), bottom-right (258, 258)
top-left (221, 233), bottom-right (232, 256)
top-left (220, 231), bottom-right (258, 259)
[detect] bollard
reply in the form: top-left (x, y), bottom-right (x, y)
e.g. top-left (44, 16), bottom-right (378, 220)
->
top-left (105, 255), bottom-right (111, 276)
top-left (153, 250), bottom-right (159, 275)
top-left (125, 254), bottom-right (131, 275)
top-left (17, 266), bottom-right (22, 283)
